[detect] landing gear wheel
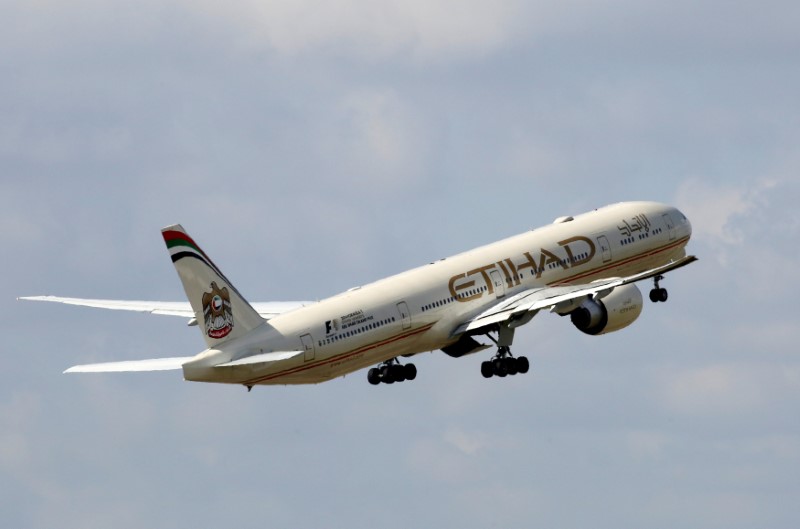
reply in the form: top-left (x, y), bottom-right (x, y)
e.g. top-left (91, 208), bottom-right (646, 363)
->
top-left (368, 358), bottom-right (417, 385)
top-left (380, 365), bottom-right (394, 384)
top-left (650, 275), bottom-right (669, 303)
top-left (391, 364), bottom-right (406, 383)
top-left (650, 288), bottom-right (668, 302)
top-left (368, 368), bottom-right (381, 385)
top-left (516, 356), bottom-right (530, 374)
top-left (505, 357), bottom-right (518, 376)
top-left (481, 361), bottom-right (494, 378)
top-left (481, 343), bottom-right (530, 379)
top-left (492, 358), bottom-right (508, 377)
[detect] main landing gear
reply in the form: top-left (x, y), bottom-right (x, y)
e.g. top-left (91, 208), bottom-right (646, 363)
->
top-left (368, 358), bottom-right (417, 385)
top-left (480, 324), bottom-right (530, 380)
top-left (481, 346), bottom-right (529, 379)
top-left (649, 275), bottom-right (669, 303)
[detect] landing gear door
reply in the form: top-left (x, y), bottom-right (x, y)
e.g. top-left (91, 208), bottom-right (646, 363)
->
top-left (396, 301), bottom-right (412, 330)
top-left (300, 333), bottom-right (315, 362)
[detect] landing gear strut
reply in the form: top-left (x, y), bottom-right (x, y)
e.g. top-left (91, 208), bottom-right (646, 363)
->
top-left (368, 358), bottom-right (417, 385)
top-left (649, 275), bottom-right (668, 302)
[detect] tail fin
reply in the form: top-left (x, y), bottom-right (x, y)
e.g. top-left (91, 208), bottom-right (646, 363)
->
top-left (162, 224), bottom-right (265, 347)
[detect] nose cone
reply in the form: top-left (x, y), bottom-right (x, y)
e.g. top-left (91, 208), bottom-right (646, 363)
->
top-left (673, 207), bottom-right (692, 239)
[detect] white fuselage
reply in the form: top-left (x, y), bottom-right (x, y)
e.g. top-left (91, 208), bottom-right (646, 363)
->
top-left (182, 201), bottom-right (692, 385)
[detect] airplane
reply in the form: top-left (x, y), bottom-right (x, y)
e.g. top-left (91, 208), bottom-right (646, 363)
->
top-left (20, 201), bottom-right (696, 390)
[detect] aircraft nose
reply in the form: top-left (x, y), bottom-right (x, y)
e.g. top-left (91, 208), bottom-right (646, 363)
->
top-left (674, 207), bottom-right (692, 238)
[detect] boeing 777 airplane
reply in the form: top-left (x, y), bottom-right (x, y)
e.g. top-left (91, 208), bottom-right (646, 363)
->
top-left (21, 201), bottom-right (696, 390)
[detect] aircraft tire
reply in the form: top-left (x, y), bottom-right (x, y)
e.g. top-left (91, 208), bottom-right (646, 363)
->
top-left (391, 365), bottom-right (406, 383)
top-left (368, 368), bottom-right (381, 385)
top-left (516, 356), bottom-right (530, 374)
top-left (481, 361), bottom-right (494, 378)
top-left (493, 358), bottom-right (508, 377)
top-left (380, 365), bottom-right (394, 384)
top-left (650, 288), bottom-right (669, 303)
top-left (505, 358), bottom-right (518, 376)
top-left (403, 363), bottom-right (417, 381)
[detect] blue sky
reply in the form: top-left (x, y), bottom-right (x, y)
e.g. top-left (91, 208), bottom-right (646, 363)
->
top-left (3, 1), bottom-right (799, 528)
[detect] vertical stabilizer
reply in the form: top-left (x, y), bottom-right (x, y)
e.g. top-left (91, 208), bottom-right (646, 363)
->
top-left (162, 224), bottom-right (265, 347)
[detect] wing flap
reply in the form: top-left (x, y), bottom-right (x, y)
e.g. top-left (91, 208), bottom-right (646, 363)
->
top-left (65, 357), bottom-right (193, 373)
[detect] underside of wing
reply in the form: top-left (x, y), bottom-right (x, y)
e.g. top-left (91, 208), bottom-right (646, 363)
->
top-left (454, 255), bottom-right (698, 335)
top-left (65, 357), bottom-right (194, 373)
top-left (19, 296), bottom-right (312, 320)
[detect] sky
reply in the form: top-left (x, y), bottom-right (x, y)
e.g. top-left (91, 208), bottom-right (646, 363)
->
top-left (2, 0), bottom-right (799, 527)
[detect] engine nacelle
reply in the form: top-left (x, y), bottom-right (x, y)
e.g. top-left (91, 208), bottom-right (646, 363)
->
top-left (569, 283), bottom-right (643, 335)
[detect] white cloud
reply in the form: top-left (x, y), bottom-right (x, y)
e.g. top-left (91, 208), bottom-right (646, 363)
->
top-left (444, 427), bottom-right (485, 455)
top-left (663, 365), bottom-right (747, 415)
top-left (675, 179), bottom-right (758, 245)
top-left (326, 89), bottom-right (433, 189)
top-left (407, 426), bottom-right (496, 481)
top-left (341, 91), bottom-right (416, 167)
top-left (407, 437), bottom-right (472, 482)
top-left (660, 363), bottom-right (800, 417)
top-left (675, 176), bottom-right (799, 302)
top-left (184, 0), bottom-right (523, 60)
top-left (500, 136), bottom-right (565, 182)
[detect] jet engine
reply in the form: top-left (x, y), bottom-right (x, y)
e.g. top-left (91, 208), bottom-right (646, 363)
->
top-left (569, 283), bottom-right (643, 335)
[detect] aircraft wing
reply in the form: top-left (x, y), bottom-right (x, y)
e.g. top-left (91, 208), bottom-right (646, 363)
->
top-left (18, 296), bottom-right (311, 321)
top-left (454, 255), bottom-right (697, 335)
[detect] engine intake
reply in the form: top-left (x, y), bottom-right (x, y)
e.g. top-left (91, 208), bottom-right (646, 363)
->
top-left (569, 283), bottom-right (643, 335)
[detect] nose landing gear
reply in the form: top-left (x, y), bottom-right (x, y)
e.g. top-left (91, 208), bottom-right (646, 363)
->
top-left (649, 275), bottom-right (668, 302)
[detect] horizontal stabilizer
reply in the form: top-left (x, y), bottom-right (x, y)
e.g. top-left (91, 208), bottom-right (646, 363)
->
top-left (19, 296), bottom-right (193, 317)
top-left (215, 350), bottom-right (304, 368)
top-left (65, 357), bottom-right (193, 373)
